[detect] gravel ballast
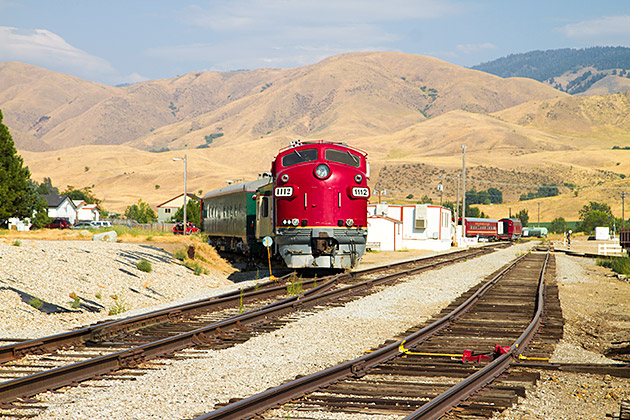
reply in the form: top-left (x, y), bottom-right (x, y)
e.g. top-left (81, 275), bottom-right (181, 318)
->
top-left (1, 239), bottom-right (628, 419)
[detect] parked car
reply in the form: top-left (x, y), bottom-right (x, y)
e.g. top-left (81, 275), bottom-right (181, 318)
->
top-left (73, 221), bottom-right (98, 229)
top-left (45, 218), bottom-right (72, 229)
top-left (92, 221), bottom-right (113, 228)
top-left (173, 222), bottom-right (200, 235)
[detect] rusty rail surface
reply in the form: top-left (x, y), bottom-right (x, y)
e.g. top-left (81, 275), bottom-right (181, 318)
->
top-left (0, 245), bottom-right (499, 405)
top-left (0, 272), bottom-right (300, 365)
top-left (194, 252), bottom-right (529, 420)
top-left (403, 252), bottom-right (550, 420)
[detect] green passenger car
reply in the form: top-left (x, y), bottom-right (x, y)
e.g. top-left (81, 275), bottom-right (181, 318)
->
top-left (201, 177), bottom-right (273, 254)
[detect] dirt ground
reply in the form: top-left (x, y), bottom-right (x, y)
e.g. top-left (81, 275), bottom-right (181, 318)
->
top-left (494, 236), bottom-right (630, 420)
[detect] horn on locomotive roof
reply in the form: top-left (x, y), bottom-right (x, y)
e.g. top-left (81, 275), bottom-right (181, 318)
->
top-left (289, 139), bottom-right (302, 147)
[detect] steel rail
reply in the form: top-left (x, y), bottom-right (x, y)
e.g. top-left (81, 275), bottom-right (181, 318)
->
top-left (0, 245), bottom-right (496, 405)
top-left (0, 245), bottom-right (494, 364)
top-left (193, 253), bottom-right (527, 420)
top-left (0, 273), bottom-right (341, 404)
top-left (403, 252), bottom-right (550, 420)
top-left (0, 272), bottom-right (298, 364)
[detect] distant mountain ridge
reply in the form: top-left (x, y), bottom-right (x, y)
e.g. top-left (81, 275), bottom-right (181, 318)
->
top-left (472, 47), bottom-right (630, 95)
top-left (0, 52), bottom-right (564, 152)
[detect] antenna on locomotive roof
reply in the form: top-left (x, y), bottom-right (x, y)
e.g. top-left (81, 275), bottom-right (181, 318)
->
top-left (290, 139), bottom-right (302, 147)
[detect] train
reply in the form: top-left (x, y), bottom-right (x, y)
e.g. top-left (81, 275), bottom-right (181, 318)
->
top-left (497, 218), bottom-right (523, 240)
top-left (201, 140), bottom-right (370, 270)
top-left (621, 227), bottom-right (630, 252)
top-left (459, 217), bottom-right (522, 241)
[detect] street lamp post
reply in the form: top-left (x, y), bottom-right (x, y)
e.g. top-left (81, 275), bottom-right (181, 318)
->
top-left (173, 154), bottom-right (187, 235)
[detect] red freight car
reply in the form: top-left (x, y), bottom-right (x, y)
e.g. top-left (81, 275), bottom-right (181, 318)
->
top-left (498, 218), bottom-right (523, 241)
top-left (621, 227), bottom-right (630, 252)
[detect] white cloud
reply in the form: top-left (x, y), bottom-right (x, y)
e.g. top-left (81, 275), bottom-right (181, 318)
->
top-left (558, 15), bottom-right (630, 43)
top-left (456, 42), bottom-right (496, 54)
top-left (0, 26), bottom-right (115, 76)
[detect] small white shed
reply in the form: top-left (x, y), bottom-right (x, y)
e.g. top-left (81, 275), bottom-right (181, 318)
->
top-left (367, 203), bottom-right (453, 251)
top-left (366, 215), bottom-right (403, 251)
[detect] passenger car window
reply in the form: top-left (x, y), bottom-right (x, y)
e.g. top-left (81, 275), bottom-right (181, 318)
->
top-left (325, 149), bottom-right (361, 167)
top-left (281, 148), bottom-right (317, 167)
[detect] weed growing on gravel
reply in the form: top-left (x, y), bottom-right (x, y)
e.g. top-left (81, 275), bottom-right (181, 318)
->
top-left (95, 292), bottom-right (102, 300)
top-left (174, 249), bottom-right (186, 261)
top-left (183, 260), bottom-right (207, 275)
top-left (239, 288), bottom-right (244, 313)
top-left (109, 294), bottom-right (128, 315)
top-left (287, 273), bottom-right (303, 295)
top-left (28, 297), bottom-right (43, 309)
top-left (137, 259), bottom-right (152, 273)
top-left (12, 239), bottom-right (21, 246)
top-left (69, 292), bottom-right (81, 309)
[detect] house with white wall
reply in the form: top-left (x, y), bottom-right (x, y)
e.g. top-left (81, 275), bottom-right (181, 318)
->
top-left (43, 194), bottom-right (77, 224)
top-left (367, 203), bottom-right (453, 251)
top-left (156, 193), bottom-right (199, 223)
top-left (73, 200), bottom-right (100, 222)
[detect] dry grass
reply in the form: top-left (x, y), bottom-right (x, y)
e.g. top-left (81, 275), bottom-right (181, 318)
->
top-left (0, 228), bottom-right (235, 275)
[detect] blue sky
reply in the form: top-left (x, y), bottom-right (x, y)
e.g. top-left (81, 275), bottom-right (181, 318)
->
top-left (1, 0), bottom-right (629, 86)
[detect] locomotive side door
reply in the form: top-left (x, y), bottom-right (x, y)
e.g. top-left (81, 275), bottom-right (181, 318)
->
top-left (256, 191), bottom-right (274, 239)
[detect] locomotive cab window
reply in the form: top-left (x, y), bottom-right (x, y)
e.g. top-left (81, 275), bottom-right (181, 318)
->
top-left (281, 148), bottom-right (317, 167)
top-left (325, 149), bottom-right (361, 167)
top-left (261, 196), bottom-right (269, 218)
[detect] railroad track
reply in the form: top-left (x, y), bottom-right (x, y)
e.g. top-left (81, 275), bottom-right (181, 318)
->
top-left (194, 251), bottom-right (567, 420)
top-left (0, 244), bottom-right (501, 416)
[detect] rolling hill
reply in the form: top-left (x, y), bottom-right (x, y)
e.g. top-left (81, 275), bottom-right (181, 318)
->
top-left (2, 52), bottom-right (630, 220)
top-left (1, 52), bottom-right (565, 152)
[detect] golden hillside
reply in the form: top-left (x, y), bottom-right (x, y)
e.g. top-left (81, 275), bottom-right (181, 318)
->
top-left (1, 52), bottom-right (564, 152)
top-left (2, 52), bottom-right (630, 220)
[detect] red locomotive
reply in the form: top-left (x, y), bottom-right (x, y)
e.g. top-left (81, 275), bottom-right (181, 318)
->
top-left (497, 218), bottom-right (523, 241)
top-left (201, 140), bottom-right (370, 269)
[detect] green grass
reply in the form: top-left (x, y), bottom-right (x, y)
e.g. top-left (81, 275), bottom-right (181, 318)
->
top-left (28, 297), bottom-right (44, 309)
top-left (597, 256), bottom-right (630, 275)
top-left (108, 294), bottom-right (128, 315)
top-left (12, 239), bottom-right (21, 246)
top-left (183, 260), bottom-right (207, 275)
top-left (137, 259), bottom-right (152, 273)
top-left (287, 273), bottom-right (303, 295)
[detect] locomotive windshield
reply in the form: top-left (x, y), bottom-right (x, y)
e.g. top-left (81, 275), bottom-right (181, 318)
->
top-left (325, 149), bottom-right (361, 167)
top-left (281, 148), bottom-right (317, 167)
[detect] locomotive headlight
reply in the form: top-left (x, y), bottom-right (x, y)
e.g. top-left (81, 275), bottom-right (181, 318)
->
top-left (345, 218), bottom-right (354, 227)
top-left (280, 173), bottom-right (289, 183)
top-left (354, 174), bottom-right (363, 184)
top-left (314, 164), bottom-right (330, 179)
top-left (292, 218), bottom-right (300, 227)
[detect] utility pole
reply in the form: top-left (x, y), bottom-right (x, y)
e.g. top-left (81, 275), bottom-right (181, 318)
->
top-left (623, 191), bottom-right (626, 229)
top-left (438, 174), bottom-right (444, 205)
top-left (456, 174), bottom-right (460, 224)
top-left (461, 145), bottom-right (466, 237)
top-left (537, 202), bottom-right (541, 227)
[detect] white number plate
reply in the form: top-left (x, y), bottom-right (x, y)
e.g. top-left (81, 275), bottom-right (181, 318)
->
top-left (352, 187), bottom-right (369, 198)
top-left (275, 186), bottom-right (293, 197)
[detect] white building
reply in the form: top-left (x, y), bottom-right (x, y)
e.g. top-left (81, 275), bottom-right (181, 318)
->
top-left (367, 203), bottom-right (453, 251)
top-left (43, 194), bottom-right (77, 224)
top-left (156, 193), bottom-right (199, 223)
top-left (73, 200), bottom-right (100, 222)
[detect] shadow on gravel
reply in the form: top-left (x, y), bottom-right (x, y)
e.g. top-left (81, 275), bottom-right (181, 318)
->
top-left (2, 286), bottom-right (74, 314)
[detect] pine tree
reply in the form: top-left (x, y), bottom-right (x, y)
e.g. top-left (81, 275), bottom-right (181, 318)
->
top-left (0, 110), bottom-right (46, 226)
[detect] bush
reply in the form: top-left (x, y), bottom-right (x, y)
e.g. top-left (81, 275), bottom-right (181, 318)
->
top-left (137, 259), bottom-right (152, 273)
top-left (174, 249), bottom-right (186, 261)
top-left (598, 256), bottom-right (630, 275)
